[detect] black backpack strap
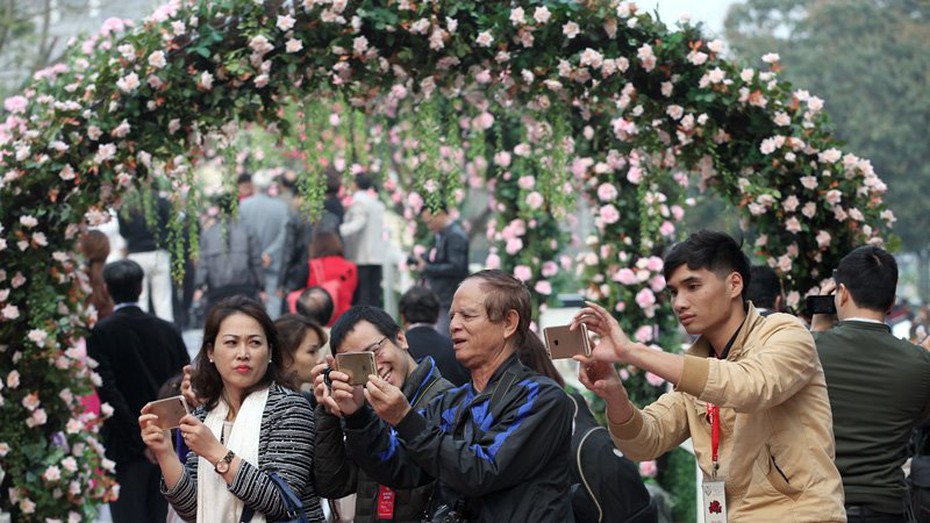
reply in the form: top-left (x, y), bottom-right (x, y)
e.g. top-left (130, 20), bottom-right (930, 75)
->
top-left (488, 371), bottom-right (518, 421)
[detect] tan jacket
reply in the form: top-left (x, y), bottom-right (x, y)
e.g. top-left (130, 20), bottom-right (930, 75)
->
top-left (610, 304), bottom-right (846, 522)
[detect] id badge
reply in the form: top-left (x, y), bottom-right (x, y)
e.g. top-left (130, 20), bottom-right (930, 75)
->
top-left (701, 479), bottom-right (727, 523)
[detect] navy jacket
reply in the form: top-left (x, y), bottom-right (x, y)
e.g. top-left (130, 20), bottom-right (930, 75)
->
top-left (344, 353), bottom-right (574, 522)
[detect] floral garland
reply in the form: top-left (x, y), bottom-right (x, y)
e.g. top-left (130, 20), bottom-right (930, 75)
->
top-left (0, 0), bottom-right (889, 519)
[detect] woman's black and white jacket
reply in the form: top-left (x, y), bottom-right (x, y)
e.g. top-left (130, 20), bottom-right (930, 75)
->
top-left (161, 383), bottom-right (325, 522)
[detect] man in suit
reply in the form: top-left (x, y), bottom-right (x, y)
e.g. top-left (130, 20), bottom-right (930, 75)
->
top-left (340, 173), bottom-right (386, 307)
top-left (399, 286), bottom-right (470, 387)
top-left (814, 246), bottom-right (930, 522)
top-left (87, 259), bottom-right (190, 523)
top-left (239, 172), bottom-right (289, 319)
top-left (413, 205), bottom-right (469, 335)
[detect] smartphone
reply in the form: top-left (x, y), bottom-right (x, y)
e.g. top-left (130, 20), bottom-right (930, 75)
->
top-left (543, 324), bottom-right (593, 360)
top-left (146, 395), bottom-right (190, 430)
top-left (806, 295), bottom-right (837, 315)
top-left (334, 351), bottom-right (377, 386)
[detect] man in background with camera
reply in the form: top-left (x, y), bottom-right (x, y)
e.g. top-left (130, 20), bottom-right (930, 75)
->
top-left (411, 205), bottom-right (469, 336)
top-left (813, 245), bottom-right (930, 522)
top-left (86, 259), bottom-right (190, 523)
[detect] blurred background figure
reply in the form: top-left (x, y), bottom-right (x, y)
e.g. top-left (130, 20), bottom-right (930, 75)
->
top-left (399, 285), bottom-right (469, 387)
top-left (278, 168), bottom-right (345, 313)
top-left (340, 173), bottom-right (386, 308)
top-left (193, 194), bottom-right (264, 311)
top-left (239, 172), bottom-right (289, 320)
top-left (119, 193), bottom-right (174, 322)
top-left (748, 264), bottom-right (785, 317)
top-left (286, 229), bottom-right (357, 326)
top-left (412, 205), bottom-right (469, 336)
top-left (80, 229), bottom-right (115, 321)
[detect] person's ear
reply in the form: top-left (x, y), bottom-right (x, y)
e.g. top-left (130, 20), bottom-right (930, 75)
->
top-left (502, 309), bottom-right (519, 340)
top-left (396, 330), bottom-right (409, 350)
top-left (728, 272), bottom-right (744, 300)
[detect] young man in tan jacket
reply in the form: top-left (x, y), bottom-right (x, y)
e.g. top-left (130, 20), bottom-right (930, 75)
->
top-left (573, 230), bottom-right (846, 522)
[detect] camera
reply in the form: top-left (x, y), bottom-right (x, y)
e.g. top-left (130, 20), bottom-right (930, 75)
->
top-left (806, 295), bottom-right (837, 315)
top-left (407, 255), bottom-right (421, 267)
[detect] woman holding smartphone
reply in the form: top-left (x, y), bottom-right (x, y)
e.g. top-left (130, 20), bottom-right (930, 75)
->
top-left (139, 296), bottom-right (324, 522)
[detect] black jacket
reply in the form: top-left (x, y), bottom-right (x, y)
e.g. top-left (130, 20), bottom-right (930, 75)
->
top-left (86, 306), bottom-right (190, 463)
top-left (568, 393), bottom-right (655, 523)
top-left (344, 354), bottom-right (574, 522)
top-left (118, 196), bottom-right (171, 253)
top-left (422, 221), bottom-right (469, 307)
top-left (314, 356), bottom-right (452, 522)
top-left (406, 326), bottom-right (470, 387)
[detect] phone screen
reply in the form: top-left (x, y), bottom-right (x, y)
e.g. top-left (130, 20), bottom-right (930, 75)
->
top-left (806, 295), bottom-right (837, 315)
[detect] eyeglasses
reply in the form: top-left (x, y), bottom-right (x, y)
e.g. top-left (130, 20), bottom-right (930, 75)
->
top-left (349, 336), bottom-right (388, 355)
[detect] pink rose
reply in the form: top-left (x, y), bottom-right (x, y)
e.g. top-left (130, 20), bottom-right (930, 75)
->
top-left (597, 183), bottom-right (618, 202)
top-left (505, 238), bottom-right (523, 255)
top-left (534, 280), bottom-right (552, 295)
top-left (645, 372), bottom-right (666, 387)
top-left (635, 288), bottom-right (656, 309)
top-left (634, 325), bottom-right (653, 343)
top-left (541, 261), bottom-right (558, 278)
top-left (514, 265), bottom-right (532, 282)
top-left (613, 268), bottom-right (638, 285)
top-left (639, 460), bottom-right (658, 478)
top-left (485, 253), bottom-right (501, 270)
top-left (599, 204), bottom-right (620, 224)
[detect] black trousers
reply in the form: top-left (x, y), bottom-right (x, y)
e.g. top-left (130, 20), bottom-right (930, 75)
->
top-left (354, 264), bottom-right (383, 308)
top-left (845, 504), bottom-right (907, 523)
top-left (110, 458), bottom-right (168, 523)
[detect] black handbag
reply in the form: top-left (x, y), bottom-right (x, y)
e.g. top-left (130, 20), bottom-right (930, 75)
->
top-left (239, 472), bottom-right (308, 523)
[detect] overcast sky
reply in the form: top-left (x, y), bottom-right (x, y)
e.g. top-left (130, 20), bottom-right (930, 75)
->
top-left (640, 0), bottom-right (737, 38)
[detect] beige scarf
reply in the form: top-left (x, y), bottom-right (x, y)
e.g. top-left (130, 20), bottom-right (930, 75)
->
top-left (197, 387), bottom-right (269, 523)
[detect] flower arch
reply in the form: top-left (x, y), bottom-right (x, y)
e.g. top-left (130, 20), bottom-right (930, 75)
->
top-left (0, 0), bottom-right (890, 519)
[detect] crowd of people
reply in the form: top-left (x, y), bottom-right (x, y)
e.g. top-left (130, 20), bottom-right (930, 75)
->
top-left (82, 174), bottom-right (930, 523)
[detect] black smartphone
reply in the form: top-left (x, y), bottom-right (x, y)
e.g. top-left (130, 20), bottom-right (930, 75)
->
top-left (806, 295), bottom-right (837, 315)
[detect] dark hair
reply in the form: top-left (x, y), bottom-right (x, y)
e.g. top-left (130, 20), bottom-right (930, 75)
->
top-left (237, 173), bottom-right (253, 185)
top-left (325, 167), bottom-right (342, 195)
top-left (517, 331), bottom-right (565, 387)
top-left (102, 259), bottom-right (144, 304)
top-left (329, 305), bottom-right (402, 354)
top-left (275, 314), bottom-right (328, 373)
top-left (835, 245), bottom-right (898, 312)
top-left (663, 230), bottom-right (751, 301)
top-left (309, 229), bottom-right (344, 258)
top-left (296, 286), bottom-right (334, 325)
top-left (399, 286), bottom-right (440, 324)
top-left (748, 265), bottom-right (782, 310)
top-left (191, 296), bottom-right (294, 410)
top-left (355, 173), bottom-right (373, 191)
top-left (466, 269), bottom-right (533, 351)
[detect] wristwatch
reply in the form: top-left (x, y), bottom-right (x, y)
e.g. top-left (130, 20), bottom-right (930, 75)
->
top-left (214, 450), bottom-right (235, 474)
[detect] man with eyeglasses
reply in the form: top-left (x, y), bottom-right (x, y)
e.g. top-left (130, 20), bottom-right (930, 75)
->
top-left (311, 305), bottom-right (453, 523)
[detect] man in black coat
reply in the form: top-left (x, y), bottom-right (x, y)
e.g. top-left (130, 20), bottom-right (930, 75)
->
top-left (399, 286), bottom-right (470, 387)
top-left (412, 205), bottom-right (469, 336)
top-left (87, 259), bottom-right (190, 523)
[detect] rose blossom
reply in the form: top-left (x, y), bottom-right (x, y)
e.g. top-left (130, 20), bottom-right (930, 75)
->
top-left (485, 253), bottom-right (501, 269)
top-left (533, 6), bottom-right (551, 23)
top-left (534, 280), bottom-right (552, 295)
top-left (116, 72), bottom-right (140, 93)
top-left (525, 191), bottom-right (544, 210)
top-left (635, 288), bottom-right (656, 309)
top-left (276, 14), bottom-right (295, 31)
top-left (476, 31), bottom-right (493, 47)
top-left (513, 265), bottom-right (532, 282)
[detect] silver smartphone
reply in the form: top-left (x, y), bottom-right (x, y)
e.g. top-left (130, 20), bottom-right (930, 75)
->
top-left (543, 324), bottom-right (593, 359)
top-left (334, 351), bottom-right (377, 386)
top-left (146, 395), bottom-right (190, 430)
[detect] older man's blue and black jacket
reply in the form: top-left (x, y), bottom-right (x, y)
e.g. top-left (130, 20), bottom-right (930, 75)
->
top-left (344, 353), bottom-right (575, 522)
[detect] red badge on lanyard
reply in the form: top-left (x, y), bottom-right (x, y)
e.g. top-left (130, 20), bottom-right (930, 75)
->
top-left (377, 485), bottom-right (395, 520)
top-left (702, 402), bottom-right (727, 522)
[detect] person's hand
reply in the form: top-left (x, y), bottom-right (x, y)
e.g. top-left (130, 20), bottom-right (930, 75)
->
top-left (177, 414), bottom-right (224, 464)
top-left (328, 370), bottom-right (366, 416)
top-left (261, 253), bottom-right (272, 268)
top-left (415, 256), bottom-right (426, 271)
top-left (364, 375), bottom-right (411, 426)
top-left (575, 357), bottom-right (635, 425)
top-left (139, 409), bottom-right (175, 460)
top-left (571, 301), bottom-right (635, 363)
top-left (312, 357), bottom-right (343, 417)
top-left (180, 364), bottom-right (203, 409)
top-left (575, 357), bottom-right (627, 403)
top-left (259, 291), bottom-right (268, 304)
top-left (192, 289), bottom-right (204, 303)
